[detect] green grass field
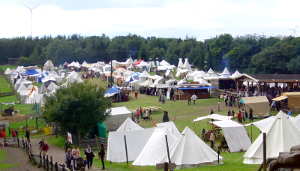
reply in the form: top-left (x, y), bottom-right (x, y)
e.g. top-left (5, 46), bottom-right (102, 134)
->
top-left (45, 94), bottom-right (260, 170)
top-left (0, 65), bottom-right (16, 73)
top-left (0, 76), bottom-right (13, 93)
top-left (108, 95), bottom-right (260, 170)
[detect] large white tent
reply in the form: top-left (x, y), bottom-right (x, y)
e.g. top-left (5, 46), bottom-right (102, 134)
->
top-left (133, 127), bottom-right (181, 166)
top-left (193, 114), bottom-right (232, 122)
top-left (117, 117), bottom-right (144, 132)
top-left (156, 121), bottom-right (182, 138)
top-left (161, 127), bottom-right (222, 169)
top-left (107, 128), bottom-right (155, 163)
top-left (212, 120), bottom-right (251, 152)
top-left (244, 111), bottom-right (300, 164)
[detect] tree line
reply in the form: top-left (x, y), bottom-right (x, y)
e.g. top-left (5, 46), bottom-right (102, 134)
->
top-left (1, 34), bottom-right (300, 74)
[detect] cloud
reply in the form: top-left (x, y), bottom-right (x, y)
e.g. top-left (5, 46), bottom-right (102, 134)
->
top-left (0, 0), bottom-right (300, 39)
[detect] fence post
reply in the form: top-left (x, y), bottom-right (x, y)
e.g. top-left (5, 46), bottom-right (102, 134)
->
top-left (46, 155), bottom-right (49, 171)
top-left (55, 162), bottom-right (58, 171)
top-left (263, 133), bottom-right (267, 171)
top-left (39, 153), bottom-right (42, 168)
top-left (50, 156), bottom-right (53, 171)
top-left (17, 137), bottom-right (19, 148)
top-left (43, 155), bottom-right (46, 169)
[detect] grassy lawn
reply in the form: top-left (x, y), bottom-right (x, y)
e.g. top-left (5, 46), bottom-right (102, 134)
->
top-left (0, 65), bottom-right (16, 73)
top-left (0, 76), bottom-right (13, 93)
top-left (105, 95), bottom-right (260, 170)
top-left (0, 95), bottom-right (17, 103)
top-left (47, 136), bottom-right (65, 148)
top-left (0, 150), bottom-right (15, 169)
top-left (43, 94), bottom-right (261, 171)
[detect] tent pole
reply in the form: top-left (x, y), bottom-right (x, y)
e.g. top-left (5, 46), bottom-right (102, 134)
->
top-left (263, 133), bottom-right (267, 171)
top-left (250, 124), bottom-right (253, 142)
top-left (124, 135), bottom-right (129, 165)
top-left (165, 135), bottom-right (171, 164)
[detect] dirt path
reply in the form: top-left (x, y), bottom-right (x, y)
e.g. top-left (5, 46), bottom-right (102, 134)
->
top-left (2, 147), bottom-right (42, 171)
top-left (30, 138), bottom-right (101, 171)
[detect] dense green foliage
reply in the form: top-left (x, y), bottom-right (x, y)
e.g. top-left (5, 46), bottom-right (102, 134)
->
top-left (1, 34), bottom-right (300, 73)
top-left (43, 82), bottom-right (111, 140)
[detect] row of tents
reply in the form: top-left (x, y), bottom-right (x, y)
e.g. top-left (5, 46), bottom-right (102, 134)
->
top-left (106, 111), bottom-right (300, 169)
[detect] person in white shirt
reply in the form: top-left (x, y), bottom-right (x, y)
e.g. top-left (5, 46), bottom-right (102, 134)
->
top-left (191, 94), bottom-right (197, 104)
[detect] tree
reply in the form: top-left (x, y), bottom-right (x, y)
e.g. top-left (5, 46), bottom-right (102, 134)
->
top-left (43, 82), bottom-right (111, 144)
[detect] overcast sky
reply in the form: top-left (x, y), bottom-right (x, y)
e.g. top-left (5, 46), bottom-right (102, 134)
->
top-left (0, 0), bottom-right (300, 40)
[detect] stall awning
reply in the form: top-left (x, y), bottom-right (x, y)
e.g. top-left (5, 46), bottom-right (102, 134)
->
top-left (272, 96), bottom-right (287, 101)
top-left (178, 86), bottom-right (215, 90)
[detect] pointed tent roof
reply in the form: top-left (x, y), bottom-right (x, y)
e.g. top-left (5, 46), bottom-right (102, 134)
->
top-left (160, 60), bottom-right (171, 66)
top-left (221, 67), bottom-right (231, 77)
top-left (207, 68), bottom-right (215, 74)
top-left (178, 58), bottom-right (184, 68)
top-left (133, 127), bottom-right (181, 166)
top-left (244, 111), bottom-right (300, 164)
top-left (231, 70), bottom-right (242, 79)
top-left (163, 127), bottom-right (222, 168)
top-left (126, 57), bottom-right (133, 64)
top-left (116, 117), bottom-right (144, 132)
top-left (183, 58), bottom-right (191, 70)
top-left (156, 121), bottom-right (181, 138)
top-left (66, 71), bottom-right (83, 83)
top-left (43, 60), bottom-right (54, 71)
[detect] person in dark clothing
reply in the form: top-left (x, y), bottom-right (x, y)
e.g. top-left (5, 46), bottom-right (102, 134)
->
top-left (227, 110), bottom-right (231, 117)
top-left (231, 110), bottom-right (235, 117)
top-left (25, 128), bottom-right (30, 143)
top-left (85, 145), bottom-right (95, 169)
top-left (162, 111), bottom-right (170, 122)
top-left (65, 148), bottom-right (72, 169)
top-left (249, 108), bottom-right (254, 121)
top-left (98, 144), bottom-right (105, 170)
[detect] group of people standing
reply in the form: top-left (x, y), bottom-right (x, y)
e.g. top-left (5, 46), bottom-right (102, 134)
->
top-left (65, 143), bottom-right (106, 170)
top-left (228, 108), bottom-right (254, 123)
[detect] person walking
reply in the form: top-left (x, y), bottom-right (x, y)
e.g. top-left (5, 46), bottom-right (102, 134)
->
top-left (85, 145), bottom-right (95, 169)
top-left (25, 128), bottom-right (30, 143)
top-left (41, 141), bottom-right (49, 156)
top-left (98, 144), bottom-right (105, 170)
top-left (191, 94), bottom-right (197, 104)
top-left (65, 148), bottom-right (72, 169)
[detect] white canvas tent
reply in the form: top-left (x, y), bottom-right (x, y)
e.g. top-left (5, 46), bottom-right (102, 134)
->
top-left (133, 127), bottom-right (181, 166)
top-left (231, 70), bottom-right (242, 79)
top-left (220, 67), bottom-right (231, 78)
top-left (245, 116), bottom-right (276, 132)
top-left (156, 121), bottom-right (182, 138)
top-left (107, 128), bottom-right (155, 162)
top-left (116, 117), bottom-right (144, 132)
top-left (193, 114), bottom-right (232, 122)
top-left (160, 127), bottom-right (222, 169)
top-left (43, 60), bottom-right (55, 71)
top-left (212, 120), bottom-right (251, 152)
top-left (178, 58), bottom-right (184, 68)
top-left (105, 107), bottom-right (133, 131)
top-left (244, 111), bottom-right (300, 164)
top-left (240, 96), bottom-right (270, 115)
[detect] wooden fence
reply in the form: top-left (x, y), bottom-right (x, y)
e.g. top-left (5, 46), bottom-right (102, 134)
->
top-left (20, 138), bottom-right (70, 171)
